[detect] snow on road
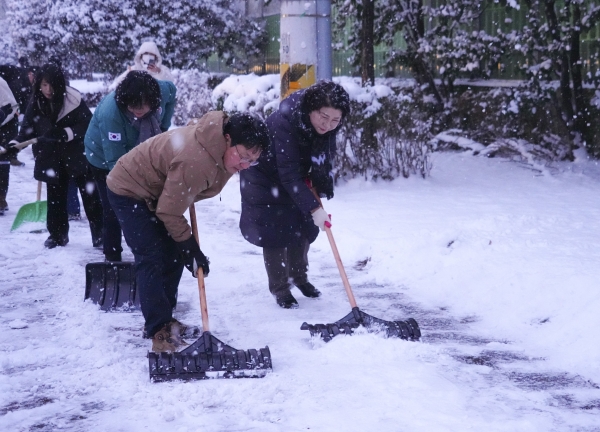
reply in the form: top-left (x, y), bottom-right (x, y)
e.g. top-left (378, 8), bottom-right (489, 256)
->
top-left (1, 147), bottom-right (599, 431)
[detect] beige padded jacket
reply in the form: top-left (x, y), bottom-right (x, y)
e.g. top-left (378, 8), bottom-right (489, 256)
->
top-left (107, 111), bottom-right (233, 242)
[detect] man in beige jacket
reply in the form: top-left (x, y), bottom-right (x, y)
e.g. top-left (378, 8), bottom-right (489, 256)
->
top-left (106, 111), bottom-right (269, 353)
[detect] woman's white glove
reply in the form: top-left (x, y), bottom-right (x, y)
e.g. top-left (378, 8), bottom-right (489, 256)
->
top-left (311, 207), bottom-right (331, 231)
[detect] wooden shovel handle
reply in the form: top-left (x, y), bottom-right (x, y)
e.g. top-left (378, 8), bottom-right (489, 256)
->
top-left (311, 189), bottom-right (358, 309)
top-left (0, 137), bottom-right (38, 155)
top-left (189, 204), bottom-right (210, 332)
top-left (36, 181), bottom-right (42, 202)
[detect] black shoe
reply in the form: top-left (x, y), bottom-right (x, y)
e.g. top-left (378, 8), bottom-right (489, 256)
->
top-left (44, 236), bottom-right (69, 249)
top-left (0, 195), bottom-right (8, 212)
top-left (296, 282), bottom-right (321, 298)
top-left (275, 291), bottom-right (299, 309)
top-left (104, 253), bottom-right (122, 262)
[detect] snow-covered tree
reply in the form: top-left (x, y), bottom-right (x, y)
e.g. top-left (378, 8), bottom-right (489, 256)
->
top-left (6, 0), bottom-right (59, 65)
top-left (378, 0), bottom-right (506, 108)
top-left (51, 0), bottom-right (266, 76)
top-left (50, 0), bottom-right (138, 76)
top-left (333, 0), bottom-right (375, 86)
top-left (507, 0), bottom-right (600, 156)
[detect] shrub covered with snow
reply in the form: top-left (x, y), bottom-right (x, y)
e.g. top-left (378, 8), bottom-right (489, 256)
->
top-left (75, 70), bottom-right (595, 174)
top-left (334, 77), bottom-right (432, 180)
top-left (436, 84), bottom-right (575, 162)
top-left (170, 69), bottom-right (226, 126)
top-left (211, 74), bottom-right (280, 119)
top-left (212, 74), bottom-right (433, 180)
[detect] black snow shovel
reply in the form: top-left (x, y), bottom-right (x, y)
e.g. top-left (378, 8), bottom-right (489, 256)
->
top-left (148, 204), bottom-right (272, 382)
top-left (301, 191), bottom-right (421, 342)
top-left (84, 261), bottom-right (139, 311)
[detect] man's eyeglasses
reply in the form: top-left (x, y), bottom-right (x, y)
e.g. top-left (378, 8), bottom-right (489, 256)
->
top-left (236, 145), bottom-right (260, 166)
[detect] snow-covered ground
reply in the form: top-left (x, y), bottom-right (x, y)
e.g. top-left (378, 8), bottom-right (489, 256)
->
top-left (1, 146), bottom-right (600, 431)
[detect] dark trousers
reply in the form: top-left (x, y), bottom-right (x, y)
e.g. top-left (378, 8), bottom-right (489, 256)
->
top-left (46, 164), bottom-right (103, 243)
top-left (0, 118), bottom-right (18, 197)
top-left (67, 179), bottom-right (80, 215)
top-left (90, 165), bottom-right (123, 258)
top-left (107, 189), bottom-right (184, 338)
top-left (0, 163), bottom-right (8, 197)
top-left (262, 238), bottom-right (310, 295)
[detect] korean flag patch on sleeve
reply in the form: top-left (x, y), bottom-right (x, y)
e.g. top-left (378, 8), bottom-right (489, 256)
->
top-left (108, 132), bottom-right (121, 141)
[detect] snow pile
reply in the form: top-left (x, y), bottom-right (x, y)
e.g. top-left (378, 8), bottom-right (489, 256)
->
top-left (212, 73), bottom-right (280, 117)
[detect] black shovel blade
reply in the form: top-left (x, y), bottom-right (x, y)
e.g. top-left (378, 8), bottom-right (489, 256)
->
top-left (148, 331), bottom-right (273, 382)
top-left (84, 262), bottom-right (139, 311)
top-left (301, 307), bottom-right (421, 342)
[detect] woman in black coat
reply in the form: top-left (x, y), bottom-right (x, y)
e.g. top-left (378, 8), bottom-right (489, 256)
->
top-left (10, 63), bottom-right (103, 249)
top-left (240, 81), bottom-right (350, 308)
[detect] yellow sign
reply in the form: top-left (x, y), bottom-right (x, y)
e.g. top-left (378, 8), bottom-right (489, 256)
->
top-left (280, 63), bottom-right (316, 100)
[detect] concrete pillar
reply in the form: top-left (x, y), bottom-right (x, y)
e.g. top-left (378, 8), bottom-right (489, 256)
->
top-left (316, 0), bottom-right (332, 81)
top-left (280, 1), bottom-right (317, 99)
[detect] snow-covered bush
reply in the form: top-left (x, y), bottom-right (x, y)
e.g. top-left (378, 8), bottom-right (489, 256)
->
top-left (439, 85), bottom-right (575, 162)
top-left (335, 78), bottom-right (432, 180)
top-left (211, 74), bottom-right (280, 119)
top-left (211, 74), bottom-right (433, 180)
top-left (170, 69), bottom-right (225, 126)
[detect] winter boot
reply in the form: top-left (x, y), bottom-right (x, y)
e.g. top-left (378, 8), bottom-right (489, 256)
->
top-left (151, 320), bottom-right (189, 353)
top-left (0, 194), bottom-right (7, 216)
top-left (44, 236), bottom-right (69, 249)
top-left (170, 318), bottom-right (201, 339)
top-left (295, 282), bottom-right (321, 298)
top-left (143, 319), bottom-right (199, 339)
top-left (275, 290), bottom-right (299, 309)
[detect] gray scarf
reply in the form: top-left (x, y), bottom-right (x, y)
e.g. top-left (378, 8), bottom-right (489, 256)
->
top-left (125, 107), bottom-right (163, 145)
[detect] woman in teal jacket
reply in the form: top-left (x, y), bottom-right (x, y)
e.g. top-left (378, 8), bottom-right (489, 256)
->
top-left (85, 71), bottom-right (176, 261)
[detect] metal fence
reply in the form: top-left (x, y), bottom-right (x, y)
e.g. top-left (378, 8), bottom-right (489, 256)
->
top-left (207, 4), bottom-right (599, 80)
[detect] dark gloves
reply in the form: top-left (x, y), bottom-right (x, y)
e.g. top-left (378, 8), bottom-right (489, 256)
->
top-left (42, 127), bottom-right (68, 142)
top-left (177, 236), bottom-right (210, 277)
top-left (0, 103), bottom-right (13, 124)
top-left (2, 140), bottom-right (20, 157)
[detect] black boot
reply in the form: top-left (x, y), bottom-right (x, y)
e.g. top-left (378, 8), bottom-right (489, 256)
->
top-left (0, 194), bottom-right (8, 213)
top-left (295, 282), bottom-right (321, 298)
top-left (275, 290), bottom-right (299, 309)
top-left (44, 236), bottom-right (69, 249)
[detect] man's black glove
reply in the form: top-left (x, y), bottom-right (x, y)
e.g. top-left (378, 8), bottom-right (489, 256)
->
top-left (177, 236), bottom-right (209, 277)
top-left (0, 103), bottom-right (13, 124)
top-left (43, 127), bottom-right (68, 142)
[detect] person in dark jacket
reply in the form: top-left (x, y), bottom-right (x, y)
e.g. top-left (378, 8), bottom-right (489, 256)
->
top-left (0, 76), bottom-right (19, 215)
top-left (0, 63), bottom-right (33, 168)
top-left (239, 80), bottom-right (350, 308)
top-left (7, 64), bottom-right (103, 248)
top-left (85, 71), bottom-right (176, 262)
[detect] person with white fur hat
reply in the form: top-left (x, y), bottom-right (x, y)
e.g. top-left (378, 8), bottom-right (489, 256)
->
top-left (109, 41), bottom-right (174, 91)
